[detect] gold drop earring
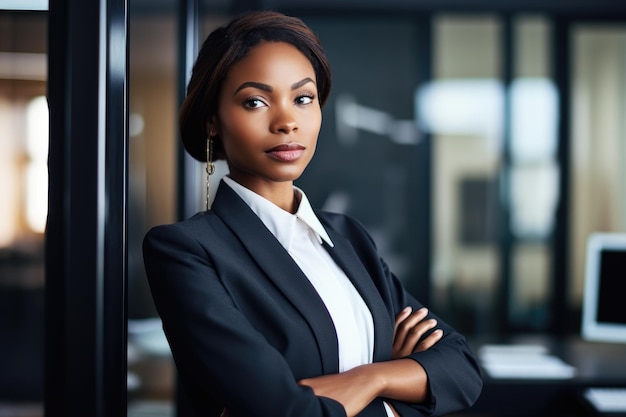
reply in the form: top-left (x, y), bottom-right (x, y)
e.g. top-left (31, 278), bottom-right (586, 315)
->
top-left (206, 132), bottom-right (216, 210)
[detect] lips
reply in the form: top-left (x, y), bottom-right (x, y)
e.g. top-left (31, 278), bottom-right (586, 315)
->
top-left (265, 143), bottom-right (306, 162)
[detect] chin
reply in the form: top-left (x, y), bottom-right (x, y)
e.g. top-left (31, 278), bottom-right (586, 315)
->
top-left (270, 164), bottom-right (309, 181)
top-left (271, 168), bottom-right (307, 182)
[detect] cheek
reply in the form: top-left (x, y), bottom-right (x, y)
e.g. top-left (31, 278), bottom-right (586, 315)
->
top-left (302, 107), bottom-right (322, 134)
top-left (219, 110), bottom-right (262, 148)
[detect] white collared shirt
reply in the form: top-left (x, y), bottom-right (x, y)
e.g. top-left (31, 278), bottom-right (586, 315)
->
top-left (222, 176), bottom-right (374, 372)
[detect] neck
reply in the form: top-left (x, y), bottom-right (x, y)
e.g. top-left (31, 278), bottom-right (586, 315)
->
top-left (291, 188), bottom-right (302, 214)
top-left (227, 175), bottom-right (297, 213)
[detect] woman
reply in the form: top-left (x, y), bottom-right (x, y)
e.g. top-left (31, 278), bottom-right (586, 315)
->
top-left (143, 10), bottom-right (482, 417)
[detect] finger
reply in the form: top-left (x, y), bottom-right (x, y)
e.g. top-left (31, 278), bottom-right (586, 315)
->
top-left (393, 307), bottom-right (413, 336)
top-left (393, 308), bottom-right (428, 351)
top-left (414, 328), bottom-right (444, 353)
top-left (392, 308), bottom-right (429, 353)
top-left (397, 307), bottom-right (428, 330)
top-left (395, 306), bottom-right (413, 321)
top-left (393, 309), bottom-right (417, 352)
top-left (399, 318), bottom-right (438, 354)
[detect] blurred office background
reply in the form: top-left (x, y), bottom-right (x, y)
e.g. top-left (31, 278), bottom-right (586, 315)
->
top-left (1, 0), bottom-right (626, 416)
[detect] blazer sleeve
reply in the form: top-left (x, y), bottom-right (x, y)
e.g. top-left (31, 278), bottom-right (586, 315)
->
top-left (333, 215), bottom-right (483, 416)
top-left (385, 258), bottom-right (483, 416)
top-left (143, 223), bottom-right (347, 417)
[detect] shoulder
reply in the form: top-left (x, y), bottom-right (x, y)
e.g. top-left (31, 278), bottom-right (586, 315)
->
top-left (143, 211), bottom-right (221, 250)
top-left (145, 211), bottom-right (210, 234)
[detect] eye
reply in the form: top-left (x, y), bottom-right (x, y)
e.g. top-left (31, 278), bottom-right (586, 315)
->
top-left (243, 97), bottom-right (267, 109)
top-left (295, 94), bottom-right (315, 106)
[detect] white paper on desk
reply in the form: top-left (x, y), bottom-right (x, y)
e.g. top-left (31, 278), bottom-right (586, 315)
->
top-left (478, 344), bottom-right (576, 379)
top-left (584, 388), bottom-right (626, 412)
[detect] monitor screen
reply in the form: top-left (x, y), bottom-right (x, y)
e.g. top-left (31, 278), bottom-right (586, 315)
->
top-left (581, 233), bottom-right (626, 343)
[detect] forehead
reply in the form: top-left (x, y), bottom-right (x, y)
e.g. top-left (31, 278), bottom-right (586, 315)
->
top-left (224, 41), bottom-right (316, 86)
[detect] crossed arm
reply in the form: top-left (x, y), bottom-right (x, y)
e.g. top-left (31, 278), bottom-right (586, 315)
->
top-left (299, 306), bottom-right (442, 417)
top-left (219, 307), bottom-right (442, 417)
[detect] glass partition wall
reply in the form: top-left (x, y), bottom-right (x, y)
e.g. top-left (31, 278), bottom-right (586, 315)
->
top-left (0, 10), bottom-right (47, 416)
top-left (508, 16), bottom-right (557, 332)
top-left (423, 14), bottom-right (558, 335)
top-left (427, 15), bottom-right (505, 334)
top-left (126, 3), bottom-right (230, 414)
top-left (570, 25), bottom-right (626, 317)
top-left (126, 4), bottom-right (177, 416)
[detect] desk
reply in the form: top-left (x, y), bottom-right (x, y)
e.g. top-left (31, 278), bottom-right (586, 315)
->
top-left (465, 335), bottom-right (626, 417)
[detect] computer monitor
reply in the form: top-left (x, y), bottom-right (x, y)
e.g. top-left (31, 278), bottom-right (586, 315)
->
top-left (581, 233), bottom-right (626, 343)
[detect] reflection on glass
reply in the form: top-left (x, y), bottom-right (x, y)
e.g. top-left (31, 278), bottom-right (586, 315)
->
top-left (509, 77), bottom-right (559, 239)
top-left (510, 163), bottom-right (558, 238)
top-left (417, 79), bottom-right (504, 140)
top-left (510, 78), bottom-right (558, 161)
top-left (0, 93), bottom-right (18, 247)
top-left (25, 95), bottom-right (49, 233)
top-left (0, 0), bottom-right (48, 11)
top-left (336, 93), bottom-right (420, 146)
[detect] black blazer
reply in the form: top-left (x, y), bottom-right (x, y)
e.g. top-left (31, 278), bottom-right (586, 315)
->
top-left (143, 181), bottom-right (482, 417)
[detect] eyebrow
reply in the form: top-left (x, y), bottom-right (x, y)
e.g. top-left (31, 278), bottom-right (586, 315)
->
top-left (291, 77), bottom-right (315, 90)
top-left (233, 77), bottom-right (316, 95)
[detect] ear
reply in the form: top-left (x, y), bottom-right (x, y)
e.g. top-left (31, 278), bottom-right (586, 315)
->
top-left (206, 117), bottom-right (220, 137)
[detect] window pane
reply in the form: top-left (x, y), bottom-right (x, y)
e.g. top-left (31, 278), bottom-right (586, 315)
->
top-left (0, 10), bottom-right (47, 416)
top-left (427, 14), bottom-right (503, 335)
top-left (509, 16), bottom-right (556, 330)
top-left (127, 3), bottom-right (177, 415)
top-left (570, 25), bottom-right (626, 316)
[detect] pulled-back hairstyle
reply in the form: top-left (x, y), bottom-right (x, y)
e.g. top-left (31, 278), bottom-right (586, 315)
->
top-left (179, 11), bottom-right (332, 162)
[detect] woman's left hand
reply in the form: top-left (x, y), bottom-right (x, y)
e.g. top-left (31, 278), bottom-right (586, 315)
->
top-left (299, 359), bottom-right (431, 414)
top-left (299, 366), bottom-right (383, 417)
top-left (392, 307), bottom-right (443, 359)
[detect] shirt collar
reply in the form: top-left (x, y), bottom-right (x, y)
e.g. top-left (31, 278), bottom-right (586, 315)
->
top-left (222, 176), bottom-right (334, 248)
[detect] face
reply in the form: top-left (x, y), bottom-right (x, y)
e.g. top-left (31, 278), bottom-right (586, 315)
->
top-left (214, 41), bottom-right (322, 193)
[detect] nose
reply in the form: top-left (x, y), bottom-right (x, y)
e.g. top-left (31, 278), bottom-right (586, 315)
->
top-left (270, 104), bottom-right (298, 134)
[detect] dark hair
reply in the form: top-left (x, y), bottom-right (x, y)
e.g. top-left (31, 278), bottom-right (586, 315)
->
top-left (179, 11), bottom-right (332, 162)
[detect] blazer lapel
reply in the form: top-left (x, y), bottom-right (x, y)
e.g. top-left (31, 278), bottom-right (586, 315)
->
top-left (211, 183), bottom-right (340, 374)
top-left (323, 229), bottom-right (394, 363)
